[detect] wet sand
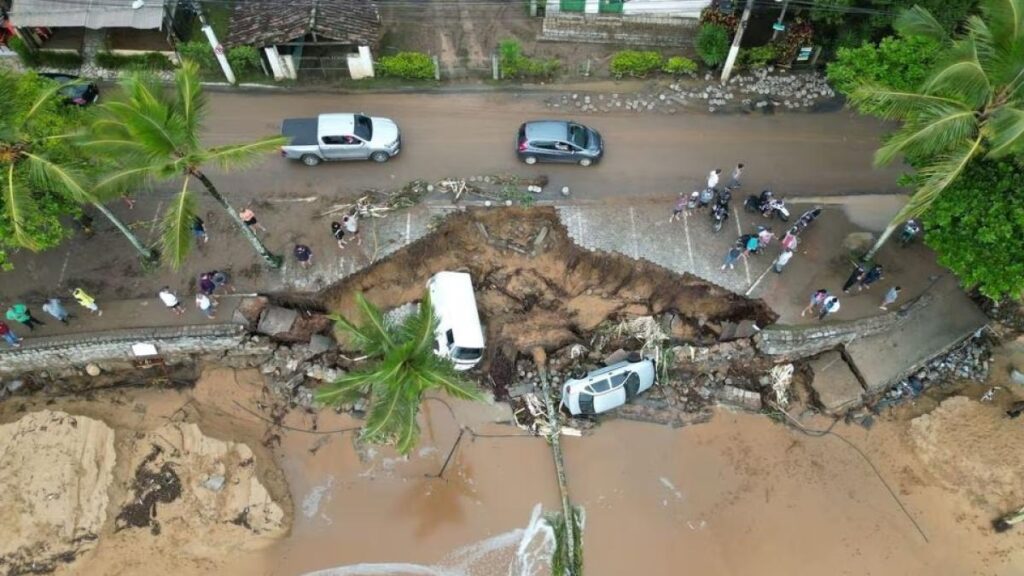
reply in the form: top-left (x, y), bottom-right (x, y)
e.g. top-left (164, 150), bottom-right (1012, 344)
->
top-left (5, 367), bottom-right (1022, 575)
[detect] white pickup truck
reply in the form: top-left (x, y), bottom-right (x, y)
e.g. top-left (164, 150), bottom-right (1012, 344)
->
top-left (279, 113), bottom-right (401, 166)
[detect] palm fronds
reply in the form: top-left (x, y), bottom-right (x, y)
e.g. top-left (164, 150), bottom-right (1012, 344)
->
top-left (160, 178), bottom-right (197, 269)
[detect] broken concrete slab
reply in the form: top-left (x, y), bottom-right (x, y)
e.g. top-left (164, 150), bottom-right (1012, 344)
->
top-left (717, 385), bottom-right (762, 411)
top-left (807, 351), bottom-right (863, 414)
top-left (719, 319), bottom-right (759, 341)
top-left (308, 334), bottom-right (334, 356)
top-left (257, 306), bottom-right (298, 337)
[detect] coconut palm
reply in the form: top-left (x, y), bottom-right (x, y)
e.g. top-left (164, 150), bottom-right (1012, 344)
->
top-left (86, 61), bottom-right (287, 269)
top-left (850, 0), bottom-right (1024, 259)
top-left (0, 71), bottom-right (155, 265)
top-left (315, 292), bottom-right (483, 455)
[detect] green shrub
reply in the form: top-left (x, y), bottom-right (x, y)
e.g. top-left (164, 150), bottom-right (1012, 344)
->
top-left (826, 35), bottom-right (941, 97)
top-left (695, 24), bottom-right (730, 68)
top-left (498, 39), bottom-right (560, 80)
top-left (9, 37), bottom-right (83, 69)
top-left (96, 51), bottom-right (175, 70)
top-left (227, 45), bottom-right (261, 75)
top-left (609, 50), bottom-right (663, 78)
top-left (176, 40), bottom-right (217, 71)
top-left (8, 36), bottom-right (37, 66)
top-left (377, 52), bottom-right (435, 79)
top-left (740, 45), bottom-right (776, 69)
top-left (661, 55), bottom-right (698, 76)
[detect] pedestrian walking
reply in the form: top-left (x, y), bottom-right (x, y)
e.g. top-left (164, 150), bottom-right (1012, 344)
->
top-left (42, 298), bottom-right (72, 324)
top-left (801, 289), bottom-right (829, 317)
top-left (773, 249), bottom-right (793, 273)
top-left (195, 293), bottom-right (216, 319)
top-left (729, 163), bottom-right (744, 188)
top-left (343, 213), bottom-right (361, 245)
top-left (780, 231), bottom-right (798, 252)
top-left (158, 287), bottom-right (186, 316)
top-left (880, 286), bottom-right (902, 310)
top-left (192, 216), bottom-right (209, 244)
top-left (211, 270), bottom-right (234, 294)
top-left (72, 288), bottom-right (101, 316)
top-left (721, 246), bottom-right (744, 270)
top-left (294, 244), bottom-right (313, 268)
top-left (818, 295), bottom-right (841, 320)
top-left (239, 207), bottom-right (267, 233)
top-left (859, 264), bottom-right (884, 291)
top-left (757, 226), bottom-right (774, 249)
top-left (6, 303), bottom-right (44, 331)
top-left (669, 193), bottom-right (687, 223)
top-left (0, 321), bottom-right (22, 348)
top-left (198, 273), bottom-right (216, 295)
top-left (331, 221), bottom-right (346, 248)
top-left (842, 263), bottom-right (866, 293)
top-left (707, 168), bottom-right (722, 190)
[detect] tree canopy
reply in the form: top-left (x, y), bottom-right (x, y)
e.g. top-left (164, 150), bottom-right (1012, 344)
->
top-left (827, 35), bottom-right (943, 108)
top-left (921, 159), bottom-right (1024, 299)
top-left (808, 0), bottom-right (978, 48)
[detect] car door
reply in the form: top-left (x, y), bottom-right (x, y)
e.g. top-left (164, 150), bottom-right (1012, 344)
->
top-left (554, 141), bottom-right (583, 163)
top-left (320, 135), bottom-right (364, 160)
top-left (529, 141), bottom-right (561, 162)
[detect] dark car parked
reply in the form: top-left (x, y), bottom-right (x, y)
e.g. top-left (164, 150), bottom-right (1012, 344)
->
top-left (38, 73), bottom-right (99, 106)
top-left (516, 120), bottom-right (603, 167)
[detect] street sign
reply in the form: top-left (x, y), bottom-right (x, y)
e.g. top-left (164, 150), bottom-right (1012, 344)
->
top-left (772, 22), bottom-right (785, 31)
top-left (796, 46), bottom-right (813, 61)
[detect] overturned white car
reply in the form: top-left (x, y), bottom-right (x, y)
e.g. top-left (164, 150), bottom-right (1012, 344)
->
top-left (561, 357), bottom-right (656, 416)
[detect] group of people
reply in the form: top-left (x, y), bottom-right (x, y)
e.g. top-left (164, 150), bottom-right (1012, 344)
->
top-left (294, 212), bottom-right (362, 270)
top-left (0, 288), bottom-right (101, 348)
top-left (800, 263), bottom-right (902, 322)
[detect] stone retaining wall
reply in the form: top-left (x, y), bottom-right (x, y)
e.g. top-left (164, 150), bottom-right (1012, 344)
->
top-left (539, 14), bottom-right (697, 46)
top-left (0, 325), bottom-right (248, 376)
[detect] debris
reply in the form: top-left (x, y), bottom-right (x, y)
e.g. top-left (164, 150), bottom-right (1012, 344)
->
top-left (717, 385), bottom-right (762, 411)
top-left (770, 363), bottom-right (793, 410)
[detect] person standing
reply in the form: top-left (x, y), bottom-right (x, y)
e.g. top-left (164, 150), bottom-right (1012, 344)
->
top-left (729, 163), bottom-right (744, 188)
top-left (721, 246), bottom-right (744, 270)
top-left (819, 295), bottom-right (841, 320)
top-left (195, 293), bottom-right (216, 319)
top-left (192, 216), bottom-right (209, 244)
top-left (198, 274), bottom-right (217, 300)
top-left (880, 286), bottom-right (902, 310)
top-left (842, 263), bottom-right (866, 293)
top-left (72, 288), bottom-right (102, 316)
top-left (42, 298), bottom-right (72, 325)
top-left (239, 207), bottom-right (268, 233)
top-left (0, 321), bottom-right (22, 348)
top-left (780, 231), bottom-right (798, 252)
top-left (707, 168), bottom-right (722, 190)
top-left (757, 226), bottom-right (774, 249)
top-left (211, 270), bottom-right (234, 294)
top-left (773, 249), bottom-right (793, 273)
top-left (6, 303), bottom-right (44, 331)
top-left (331, 221), bottom-right (346, 248)
top-left (859, 264), bottom-right (884, 291)
top-left (158, 287), bottom-right (186, 316)
top-left (801, 289), bottom-right (829, 317)
top-left (669, 193), bottom-right (687, 223)
top-left (343, 213), bottom-right (361, 246)
top-left (294, 244), bottom-right (313, 269)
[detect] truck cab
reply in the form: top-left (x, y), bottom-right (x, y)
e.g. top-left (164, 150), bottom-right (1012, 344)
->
top-left (280, 113), bottom-right (401, 166)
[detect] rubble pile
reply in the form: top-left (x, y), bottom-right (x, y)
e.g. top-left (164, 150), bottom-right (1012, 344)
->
top-left (544, 70), bottom-right (837, 115)
top-left (886, 331), bottom-right (992, 403)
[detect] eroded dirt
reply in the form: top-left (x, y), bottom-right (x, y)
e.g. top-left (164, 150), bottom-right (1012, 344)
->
top-left (323, 208), bottom-right (775, 363)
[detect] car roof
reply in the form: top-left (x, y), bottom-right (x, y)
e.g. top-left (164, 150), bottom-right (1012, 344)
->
top-left (318, 113), bottom-right (357, 135)
top-left (524, 121), bottom-right (571, 141)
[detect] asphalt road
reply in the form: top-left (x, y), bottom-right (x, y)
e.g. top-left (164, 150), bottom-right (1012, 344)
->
top-left (198, 90), bottom-right (907, 202)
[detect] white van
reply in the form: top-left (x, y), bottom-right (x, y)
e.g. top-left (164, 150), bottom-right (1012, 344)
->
top-left (427, 271), bottom-right (485, 371)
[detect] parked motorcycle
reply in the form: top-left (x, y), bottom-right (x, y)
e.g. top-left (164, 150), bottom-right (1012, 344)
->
top-left (744, 190), bottom-right (789, 221)
top-left (899, 219), bottom-right (922, 247)
top-left (710, 200), bottom-right (730, 232)
top-left (764, 198), bottom-right (790, 221)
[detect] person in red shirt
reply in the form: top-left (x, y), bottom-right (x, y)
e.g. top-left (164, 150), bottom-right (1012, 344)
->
top-left (0, 321), bottom-right (23, 348)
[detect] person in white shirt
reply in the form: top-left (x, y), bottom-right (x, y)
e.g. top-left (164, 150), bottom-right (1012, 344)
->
top-left (773, 249), bottom-right (793, 273)
top-left (707, 168), bottom-right (722, 190)
top-left (158, 287), bottom-right (185, 316)
top-left (195, 293), bottom-right (216, 319)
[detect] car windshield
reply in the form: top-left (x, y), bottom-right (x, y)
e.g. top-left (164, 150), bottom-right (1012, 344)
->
top-left (354, 115), bottom-right (373, 141)
top-left (568, 124), bottom-right (588, 148)
top-left (453, 346), bottom-right (482, 360)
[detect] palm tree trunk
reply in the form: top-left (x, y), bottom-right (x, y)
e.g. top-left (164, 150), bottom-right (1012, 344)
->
top-left (191, 170), bottom-right (283, 269)
top-left (91, 201), bottom-right (158, 264)
top-left (863, 220), bottom-right (899, 262)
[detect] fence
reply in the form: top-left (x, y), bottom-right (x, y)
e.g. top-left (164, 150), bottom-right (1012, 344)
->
top-left (294, 55), bottom-right (350, 80)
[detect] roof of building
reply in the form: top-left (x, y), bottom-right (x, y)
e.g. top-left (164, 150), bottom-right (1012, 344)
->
top-left (10, 0), bottom-right (167, 29)
top-left (225, 0), bottom-right (380, 48)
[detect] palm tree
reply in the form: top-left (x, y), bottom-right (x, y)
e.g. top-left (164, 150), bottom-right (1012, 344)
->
top-left (315, 293), bottom-right (484, 455)
top-left (0, 71), bottom-right (156, 264)
top-left (87, 61), bottom-right (287, 269)
top-left (850, 0), bottom-right (1024, 259)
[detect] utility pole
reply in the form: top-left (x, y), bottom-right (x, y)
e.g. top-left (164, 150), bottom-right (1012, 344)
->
top-left (720, 0), bottom-right (754, 84)
top-left (771, 0), bottom-right (789, 40)
top-left (191, 0), bottom-right (235, 83)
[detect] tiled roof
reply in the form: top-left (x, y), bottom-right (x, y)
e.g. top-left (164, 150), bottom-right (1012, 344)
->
top-left (11, 0), bottom-right (166, 29)
top-left (226, 0), bottom-right (380, 48)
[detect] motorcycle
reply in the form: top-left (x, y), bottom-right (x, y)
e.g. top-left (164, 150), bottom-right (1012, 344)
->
top-left (744, 191), bottom-right (789, 221)
top-left (710, 200), bottom-right (730, 233)
top-left (764, 198), bottom-right (790, 221)
top-left (899, 219), bottom-right (922, 246)
top-left (789, 207), bottom-right (823, 235)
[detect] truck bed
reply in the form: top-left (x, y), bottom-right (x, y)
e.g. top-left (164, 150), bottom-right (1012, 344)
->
top-left (281, 118), bottom-right (318, 146)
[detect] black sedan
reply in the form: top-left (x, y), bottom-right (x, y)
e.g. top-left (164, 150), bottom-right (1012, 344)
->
top-left (516, 120), bottom-right (603, 167)
top-left (38, 73), bottom-right (99, 106)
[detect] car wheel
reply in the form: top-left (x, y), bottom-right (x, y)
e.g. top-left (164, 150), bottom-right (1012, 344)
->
top-left (523, 156), bottom-right (538, 165)
top-left (627, 351), bottom-right (643, 363)
top-left (578, 158), bottom-right (592, 167)
top-left (371, 151), bottom-right (391, 163)
top-left (301, 154), bottom-right (321, 167)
